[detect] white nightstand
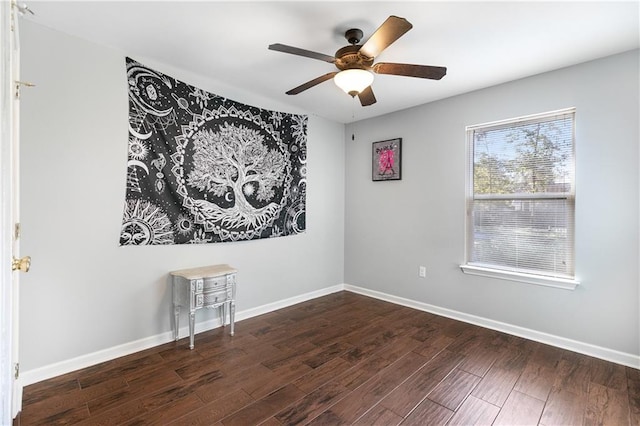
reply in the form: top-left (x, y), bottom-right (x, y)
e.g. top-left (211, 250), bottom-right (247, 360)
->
top-left (170, 264), bottom-right (237, 349)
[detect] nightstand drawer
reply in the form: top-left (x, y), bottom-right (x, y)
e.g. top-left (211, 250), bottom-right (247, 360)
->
top-left (203, 289), bottom-right (230, 305)
top-left (194, 288), bottom-right (230, 308)
top-left (202, 276), bottom-right (227, 292)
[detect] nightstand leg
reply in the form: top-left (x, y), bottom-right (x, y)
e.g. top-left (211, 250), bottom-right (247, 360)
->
top-left (230, 302), bottom-right (235, 336)
top-left (189, 311), bottom-right (195, 350)
top-left (173, 306), bottom-right (180, 341)
top-left (221, 303), bottom-right (227, 327)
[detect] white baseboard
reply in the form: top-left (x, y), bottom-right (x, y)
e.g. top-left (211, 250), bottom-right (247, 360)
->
top-left (21, 282), bottom-right (638, 387)
top-left (236, 284), bottom-right (344, 322)
top-left (20, 284), bottom-right (344, 387)
top-left (344, 284), bottom-right (640, 370)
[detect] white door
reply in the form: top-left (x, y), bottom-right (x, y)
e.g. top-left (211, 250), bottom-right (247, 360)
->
top-left (1, 1), bottom-right (29, 421)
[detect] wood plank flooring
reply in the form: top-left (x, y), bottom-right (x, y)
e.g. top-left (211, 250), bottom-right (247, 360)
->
top-left (15, 291), bottom-right (640, 425)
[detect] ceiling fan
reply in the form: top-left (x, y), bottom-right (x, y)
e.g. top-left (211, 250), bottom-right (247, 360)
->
top-left (268, 15), bottom-right (447, 107)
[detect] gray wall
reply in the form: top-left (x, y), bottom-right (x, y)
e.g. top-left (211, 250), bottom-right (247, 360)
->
top-left (19, 21), bottom-right (345, 372)
top-left (345, 49), bottom-right (639, 357)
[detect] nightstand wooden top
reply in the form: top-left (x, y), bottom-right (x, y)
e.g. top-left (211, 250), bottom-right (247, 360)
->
top-left (170, 264), bottom-right (237, 280)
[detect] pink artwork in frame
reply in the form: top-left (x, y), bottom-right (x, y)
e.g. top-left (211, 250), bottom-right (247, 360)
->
top-left (372, 138), bottom-right (402, 181)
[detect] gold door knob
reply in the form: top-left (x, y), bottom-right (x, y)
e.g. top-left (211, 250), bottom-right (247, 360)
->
top-left (12, 256), bottom-right (31, 273)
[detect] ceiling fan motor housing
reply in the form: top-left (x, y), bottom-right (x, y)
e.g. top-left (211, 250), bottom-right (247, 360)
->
top-left (335, 45), bottom-right (374, 71)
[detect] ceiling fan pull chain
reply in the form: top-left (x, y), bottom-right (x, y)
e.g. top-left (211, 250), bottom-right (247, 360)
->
top-left (351, 96), bottom-right (356, 122)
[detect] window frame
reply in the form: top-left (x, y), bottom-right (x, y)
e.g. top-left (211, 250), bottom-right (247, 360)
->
top-left (461, 108), bottom-right (579, 290)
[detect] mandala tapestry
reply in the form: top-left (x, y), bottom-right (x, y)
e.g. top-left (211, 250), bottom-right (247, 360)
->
top-left (120, 58), bottom-right (307, 245)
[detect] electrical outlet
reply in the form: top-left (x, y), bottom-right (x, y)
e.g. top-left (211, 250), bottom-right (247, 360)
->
top-left (419, 266), bottom-right (427, 278)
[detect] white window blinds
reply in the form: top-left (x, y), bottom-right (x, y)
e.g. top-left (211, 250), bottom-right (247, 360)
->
top-left (466, 109), bottom-right (575, 280)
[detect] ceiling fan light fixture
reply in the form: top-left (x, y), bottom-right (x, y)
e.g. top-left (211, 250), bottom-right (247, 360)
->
top-left (334, 69), bottom-right (374, 97)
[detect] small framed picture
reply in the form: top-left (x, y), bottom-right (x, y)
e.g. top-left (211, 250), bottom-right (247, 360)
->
top-left (372, 138), bottom-right (402, 181)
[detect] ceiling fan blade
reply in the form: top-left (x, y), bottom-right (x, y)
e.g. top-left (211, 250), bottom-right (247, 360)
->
top-left (268, 43), bottom-right (336, 63)
top-left (358, 86), bottom-right (377, 106)
top-left (373, 63), bottom-right (447, 80)
top-left (286, 72), bottom-right (338, 95)
top-left (359, 16), bottom-right (413, 59)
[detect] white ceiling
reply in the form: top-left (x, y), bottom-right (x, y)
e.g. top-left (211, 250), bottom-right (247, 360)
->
top-left (22, 1), bottom-right (640, 123)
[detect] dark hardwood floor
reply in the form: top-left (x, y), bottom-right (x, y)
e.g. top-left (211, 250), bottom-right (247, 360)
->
top-left (15, 291), bottom-right (640, 425)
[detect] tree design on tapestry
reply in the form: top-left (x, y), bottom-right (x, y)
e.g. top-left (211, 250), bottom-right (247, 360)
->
top-left (187, 123), bottom-right (287, 231)
top-left (120, 57), bottom-right (307, 245)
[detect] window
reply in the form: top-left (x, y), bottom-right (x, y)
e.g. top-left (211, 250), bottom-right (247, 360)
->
top-left (461, 108), bottom-right (578, 289)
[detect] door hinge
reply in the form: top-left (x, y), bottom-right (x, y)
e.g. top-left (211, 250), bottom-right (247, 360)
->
top-left (15, 80), bottom-right (35, 99)
top-left (12, 2), bottom-right (35, 17)
top-left (14, 363), bottom-right (19, 380)
top-left (10, 1), bottom-right (35, 33)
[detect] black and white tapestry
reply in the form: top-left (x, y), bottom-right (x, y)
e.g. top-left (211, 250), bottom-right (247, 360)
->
top-left (120, 58), bottom-right (307, 245)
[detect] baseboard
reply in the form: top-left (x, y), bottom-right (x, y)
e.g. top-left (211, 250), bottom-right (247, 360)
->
top-left (236, 284), bottom-right (344, 322)
top-left (21, 282), bottom-right (638, 387)
top-left (20, 284), bottom-right (344, 386)
top-left (344, 284), bottom-right (640, 370)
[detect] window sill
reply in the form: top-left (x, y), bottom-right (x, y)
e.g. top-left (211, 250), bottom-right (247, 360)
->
top-left (460, 264), bottom-right (579, 290)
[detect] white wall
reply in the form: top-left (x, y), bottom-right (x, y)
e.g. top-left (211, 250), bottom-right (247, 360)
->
top-left (345, 49), bottom-right (639, 359)
top-left (19, 21), bottom-right (345, 374)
